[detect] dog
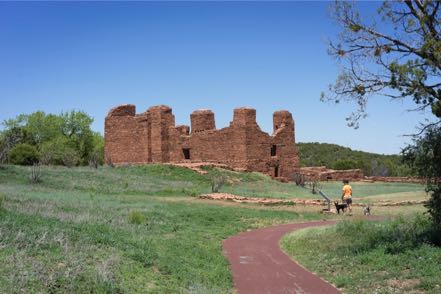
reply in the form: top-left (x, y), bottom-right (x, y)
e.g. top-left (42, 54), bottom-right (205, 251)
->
top-left (334, 201), bottom-right (348, 214)
top-left (363, 205), bottom-right (371, 216)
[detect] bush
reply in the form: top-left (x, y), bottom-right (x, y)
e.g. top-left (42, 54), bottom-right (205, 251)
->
top-left (293, 172), bottom-right (305, 187)
top-left (128, 210), bottom-right (145, 225)
top-left (62, 148), bottom-right (80, 167)
top-left (8, 143), bottom-right (39, 165)
top-left (0, 193), bottom-right (5, 209)
top-left (307, 180), bottom-right (322, 194)
top-left (40, 138), bottom-right (80, 167)
top-left (332, 159), bottom-right (358, 170)
top-left (211, 174), bottom-right (226, 193)
top-left (30, 163), bottom-right (42, 183)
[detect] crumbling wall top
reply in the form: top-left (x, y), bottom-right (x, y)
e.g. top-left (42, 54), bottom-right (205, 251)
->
top-left (232, 107), bottom-right (257, 126)
top-left (191, 109), bottom-right (216, 133)
top-left (107, 104), bottom-right (136, 117)
top-left (148, 105), bottom-right (172, 113)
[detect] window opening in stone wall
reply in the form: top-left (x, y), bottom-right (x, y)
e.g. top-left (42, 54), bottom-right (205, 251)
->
top-left (271, 145), bottom-right (277, 156)
top-left (274, 166), bottom-right (279, 177)
top-left (183, 148), bottom-right (191, 160)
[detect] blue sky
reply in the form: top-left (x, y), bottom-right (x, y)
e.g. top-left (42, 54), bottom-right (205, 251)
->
top-left (0, 1), bottom-right (433, 154)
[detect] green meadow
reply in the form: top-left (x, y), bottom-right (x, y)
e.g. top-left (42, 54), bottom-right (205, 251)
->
top-left (0, 165), bottom-right (324, 293)
top-left (0, 164), bottom-right (432, 293)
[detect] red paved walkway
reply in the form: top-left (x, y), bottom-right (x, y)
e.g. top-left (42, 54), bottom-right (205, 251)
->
top-left (223, 221), bottom-right (341, 294)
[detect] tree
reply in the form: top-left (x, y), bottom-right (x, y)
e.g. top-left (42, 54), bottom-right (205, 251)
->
top-left (402, 125), bottom-right (441, 242)
top-left (8, 143), bottom-right (39, 165)
top-left (1, 110), bottom-right (100, 166)
top-left (322, 0), bottom-right (441, 130)
top-left (324, 0), bottom-right (441, 240)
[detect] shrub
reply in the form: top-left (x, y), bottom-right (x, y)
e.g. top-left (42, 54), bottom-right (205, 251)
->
top-left (293, 172), bottom-right (305, 187)
top-left (30, 163), bottom-right (42, 183)
top-left (128, 210), bottom-right (145, 225)
top-left (62, 148), bottom-right (80, 167)
top-left (332, 159), bottom-right (358, 170)
top-left (40, 138), bottom-right (79, 167)
top-left (8, 143), bottom-right (39, 165)
top-left (0, 193), bottom-right (5, 209)
top-left (211, 174), bottom-right (226, 193)
top-left (307, 180), bottom-right (322, 194)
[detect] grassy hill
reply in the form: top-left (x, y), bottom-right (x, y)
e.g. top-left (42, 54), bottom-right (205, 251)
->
top-left (297, 142), bottom-right (412, 176)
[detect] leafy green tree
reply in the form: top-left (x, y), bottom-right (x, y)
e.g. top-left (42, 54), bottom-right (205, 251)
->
top-left (1, 110), bottom-right (101, 166)
top-left (332, 159), bottom-right (358, 170)
top-left (323, 1), bottom-right (441, 130)
top-left (8, 143), bottom-right (39, 165)
top-left (403, 126), bottom-right (441, 243)
top-left (60, 111), bottom-right (95, 165)
top-left (325, 0), bottom-right (441, 236)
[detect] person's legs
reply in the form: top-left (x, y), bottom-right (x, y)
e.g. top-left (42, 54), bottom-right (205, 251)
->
top-left (346, 198), bottom-right (353, 213)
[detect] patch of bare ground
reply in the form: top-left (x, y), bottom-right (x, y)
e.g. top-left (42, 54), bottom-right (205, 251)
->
top-left (164, 162), bottom-right (236, 174)
top-left (199, 192), bottom-right (427, 207)
top-left (199, 192), bottom-right (323, 205)
top-left (387, 278), bottom-right (421, 292)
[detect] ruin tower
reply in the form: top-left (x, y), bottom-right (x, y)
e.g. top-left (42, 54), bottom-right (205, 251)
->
top-left (231, 107), bottom-right (257, 127)
top-left (190, 109), bottom-right (216, 133)
top-left (147, 105), bottom-right (175, 163)
top-left (270, 110), bottom-right (298, 178)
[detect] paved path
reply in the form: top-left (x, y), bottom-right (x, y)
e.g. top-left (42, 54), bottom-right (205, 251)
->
top-left (223, 220), bottom-right (340, 294)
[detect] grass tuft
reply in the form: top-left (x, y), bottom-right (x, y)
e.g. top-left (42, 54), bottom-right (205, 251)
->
top-left (0, 193), bottom-right (5, 209)
top-left (128, 210), bottom-right (146, 225)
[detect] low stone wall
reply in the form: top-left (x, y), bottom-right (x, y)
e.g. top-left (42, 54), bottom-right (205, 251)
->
top-left (300, 166), bottom-right (363, 181)
top-left (362, 176), bottom-right (425, 184)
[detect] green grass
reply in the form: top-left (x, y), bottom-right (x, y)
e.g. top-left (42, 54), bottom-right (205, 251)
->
top-left (0, 165), bottom-right (323, 293)
top-left (0, 164), bottom-right (430, 292)
top-left (281, 217), bottom-right (441, 293)
top-left (320, 181), bottom-right (426, 199)
top-left (0, 165), bottom-right (426, 201)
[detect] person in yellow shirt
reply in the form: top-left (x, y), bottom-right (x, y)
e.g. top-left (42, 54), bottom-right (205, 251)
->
top-left (341, 179), bottom-right (353, 214)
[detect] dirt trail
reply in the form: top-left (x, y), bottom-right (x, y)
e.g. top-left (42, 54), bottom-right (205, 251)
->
top-left (223, 220), bottom-right (340, 294)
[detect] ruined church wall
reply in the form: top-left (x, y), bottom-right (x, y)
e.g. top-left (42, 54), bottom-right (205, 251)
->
top-left (105, 104), bottom-right (300, 180)
top-left (271, 111), bottom-right (299, 179)
top-left (104, 105), bottom-right (149, 164)
top-left (168, 126), bottom-right (248, 169)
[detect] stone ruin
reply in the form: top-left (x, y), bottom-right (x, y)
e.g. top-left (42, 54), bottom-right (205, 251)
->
top-left (104, 104), bottom-right (300, 180)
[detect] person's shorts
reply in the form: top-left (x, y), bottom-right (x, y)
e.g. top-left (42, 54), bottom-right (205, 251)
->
top-left (344, 198), bottom-right (352, 205)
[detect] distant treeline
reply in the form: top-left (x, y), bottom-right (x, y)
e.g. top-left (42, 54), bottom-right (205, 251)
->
top-left (297, 142), bottom-right (412, 177)
top-left (0, 111), bottom-right (104, 167)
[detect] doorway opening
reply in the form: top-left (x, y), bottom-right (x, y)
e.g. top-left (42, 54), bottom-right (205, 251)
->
top-left (271, 145), bottom-right (277, 156)
top-left (182, 148), bottom-right (191, 160)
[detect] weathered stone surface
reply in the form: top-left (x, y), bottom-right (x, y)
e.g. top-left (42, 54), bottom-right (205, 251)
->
top-left (191, 109), bottom-right (215, 133)
top-left (105, 104), bottom-right (300, 180)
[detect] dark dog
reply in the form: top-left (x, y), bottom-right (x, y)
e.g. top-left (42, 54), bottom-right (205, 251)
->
top-left (363, 205), bottom-right (371, 216)
top-left (334, 201), bottom-right (348, 214)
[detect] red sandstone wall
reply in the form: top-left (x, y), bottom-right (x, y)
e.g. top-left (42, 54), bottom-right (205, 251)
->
top-left (105, 104), bottom-right (300, 179)
top-left (191, 110), bottom-right (215, 133)
top-left (104, 105), bottom-right (149, 164)
top-left (300, 167), bottom-right (364, 181)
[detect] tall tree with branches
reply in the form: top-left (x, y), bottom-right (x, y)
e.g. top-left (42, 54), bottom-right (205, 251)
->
top-left (323, 0), bottom-right (441, 130)
top-left (324, 0), bottom-right (441, 236)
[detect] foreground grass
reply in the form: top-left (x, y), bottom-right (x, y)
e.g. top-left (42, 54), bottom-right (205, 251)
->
top-left (0, 165), bottom-right (324, 293)
top-left (281, 217), bottom-right (441, 293)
